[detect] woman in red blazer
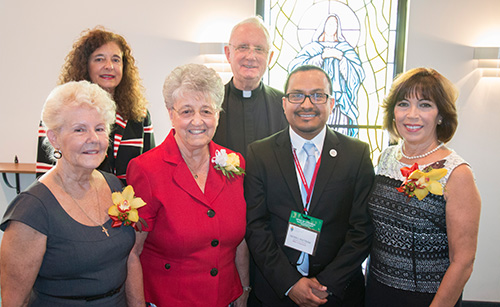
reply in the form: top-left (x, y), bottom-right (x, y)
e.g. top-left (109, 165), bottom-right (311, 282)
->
top-left (125, 64), bottom-right (249, 307)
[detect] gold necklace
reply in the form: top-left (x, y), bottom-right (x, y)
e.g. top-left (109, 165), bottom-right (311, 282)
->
top-left (184, 154), bottom-right (210, 180)
top-left (58, 173), bottom-right (109, 237)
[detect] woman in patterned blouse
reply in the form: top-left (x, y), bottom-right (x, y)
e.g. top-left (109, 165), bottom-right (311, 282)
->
top-left (365, 67), bottom-right (481, 307)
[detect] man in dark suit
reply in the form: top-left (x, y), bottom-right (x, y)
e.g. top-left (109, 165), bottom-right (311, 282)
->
top-left (245, 65), bottom-right (374, 307)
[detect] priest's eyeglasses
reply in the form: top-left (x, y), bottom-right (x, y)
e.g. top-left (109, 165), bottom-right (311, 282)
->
top-left (229, 44), bottom-right (268, 56)
top-left (284, 93), bottom-right (330, 104)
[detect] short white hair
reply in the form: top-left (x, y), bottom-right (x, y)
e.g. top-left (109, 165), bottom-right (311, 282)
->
top-left (229, 16), bottom-right (272, 49)
top-left (162, 63), bottom-right (224, 111)
top-left (42, 80), bottom-right (116, 132)
top-left (41, 80), bottom-right (116, 161)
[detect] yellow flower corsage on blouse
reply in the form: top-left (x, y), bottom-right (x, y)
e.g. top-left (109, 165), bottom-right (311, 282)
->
top-left (396, 163), bottom-right (447, 200)
top-left (108, 185), bottom-right (148, 231)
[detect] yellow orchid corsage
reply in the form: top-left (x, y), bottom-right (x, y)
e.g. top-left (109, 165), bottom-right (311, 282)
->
top-left (211, 149), bottom-right (245, 179)
top-left (108, 185), bottom-right (148, 231)
top-left (396, 163), bottom-right (448, 200)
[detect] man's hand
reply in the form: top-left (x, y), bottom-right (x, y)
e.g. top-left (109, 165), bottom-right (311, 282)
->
top-left (289, 277), bottom-right (328, 307)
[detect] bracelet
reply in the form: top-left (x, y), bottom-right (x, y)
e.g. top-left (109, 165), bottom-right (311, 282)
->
top-left (243, 286), bottom-right (252, 292)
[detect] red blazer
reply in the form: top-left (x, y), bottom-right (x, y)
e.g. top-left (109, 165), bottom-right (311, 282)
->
top-left (127, 130), bottom-right (246, 307)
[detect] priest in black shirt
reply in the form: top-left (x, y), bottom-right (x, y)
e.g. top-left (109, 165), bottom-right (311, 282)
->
top-left (213, 17), bottom-right (288, 157)
top-left (213, 16), bottom-right (288, 307)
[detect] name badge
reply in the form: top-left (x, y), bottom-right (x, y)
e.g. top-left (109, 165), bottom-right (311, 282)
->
top-left (284, 211), bottom-right (323, 256)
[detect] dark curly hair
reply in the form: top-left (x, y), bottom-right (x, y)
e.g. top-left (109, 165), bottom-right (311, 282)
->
top-left (382, 67), bottom-right (458, 143)
top-left (58, 26), bottom-right (147, 121)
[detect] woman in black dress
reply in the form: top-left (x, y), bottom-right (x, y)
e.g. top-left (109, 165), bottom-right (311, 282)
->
top-left (1, 81), bottom-right (136, 306)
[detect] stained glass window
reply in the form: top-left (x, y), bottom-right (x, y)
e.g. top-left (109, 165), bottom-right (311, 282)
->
top-left (258, 0), bottom-right (407, 162)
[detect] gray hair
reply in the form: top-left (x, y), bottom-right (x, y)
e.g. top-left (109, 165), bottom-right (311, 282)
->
top-left (229, 16), bottom-right (272, 50)
top-left (162, 63), bottom-right (224, 111)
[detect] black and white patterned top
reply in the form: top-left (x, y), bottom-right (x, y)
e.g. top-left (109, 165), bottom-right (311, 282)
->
top-left (368, 144), bottom-right (467, 293)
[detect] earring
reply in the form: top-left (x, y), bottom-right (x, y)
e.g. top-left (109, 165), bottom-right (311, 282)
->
top-left (438, 119), bottom-right (442, 125)
top-left (393, 118), bottom-right (396, 122)
top-left (53, 149), bottom-right (62, 160)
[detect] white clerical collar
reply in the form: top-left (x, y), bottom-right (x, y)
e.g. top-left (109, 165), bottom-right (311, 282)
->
top-left (230, 78), bottom-right (262, 99)
top-left (289, 126), bottom-right (326, 157)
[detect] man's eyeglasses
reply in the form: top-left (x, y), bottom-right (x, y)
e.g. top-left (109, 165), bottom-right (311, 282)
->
top-left (284, 93), bottom-right (330, 104)
top-left (229, 44), bottom-right (268, 56)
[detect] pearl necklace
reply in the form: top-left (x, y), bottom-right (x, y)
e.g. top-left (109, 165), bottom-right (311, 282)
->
top-left (399, 141), bottom-right (444, 160)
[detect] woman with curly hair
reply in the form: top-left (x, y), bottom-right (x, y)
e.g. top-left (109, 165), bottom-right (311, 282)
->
top-left (36, 26), bottom-right (155, 184)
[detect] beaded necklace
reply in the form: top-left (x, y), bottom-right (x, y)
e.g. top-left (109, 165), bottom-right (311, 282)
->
top-left (398, 141), bottom-right (444, 160)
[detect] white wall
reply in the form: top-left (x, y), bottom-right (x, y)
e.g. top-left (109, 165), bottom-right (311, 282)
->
top-left (0, 0), bottom-right (499, 302)
top-left (405, 0), bottom-right (500, 302)
top-left (0, 0), bottom-right (254, 232)
top-left (0, 0), bottom-right (255, 164)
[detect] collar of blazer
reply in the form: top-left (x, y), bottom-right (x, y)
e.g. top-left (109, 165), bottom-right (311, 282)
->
top-left (161, 130), bottom-right (226, 208)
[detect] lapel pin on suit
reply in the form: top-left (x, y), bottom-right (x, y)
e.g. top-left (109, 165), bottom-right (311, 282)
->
top-left (329, 149), bottom-right (337, 157)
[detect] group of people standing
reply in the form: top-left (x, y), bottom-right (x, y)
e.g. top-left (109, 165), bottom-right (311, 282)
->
top-left (0, 15), bottom-right (480, 307)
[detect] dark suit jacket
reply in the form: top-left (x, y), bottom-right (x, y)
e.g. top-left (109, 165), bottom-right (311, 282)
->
top-left (245, 126), bottom-right (374, 306)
